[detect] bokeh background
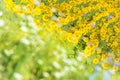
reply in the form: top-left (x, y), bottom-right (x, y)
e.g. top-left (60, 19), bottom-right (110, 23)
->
top-left (0, 0), bottom-right (120, 80)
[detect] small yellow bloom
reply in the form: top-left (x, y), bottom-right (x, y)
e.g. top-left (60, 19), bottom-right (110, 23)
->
top-left (82, 37), bottom-right (89, 42)
top-left (112, 66), bottom-right (119, 71)
top-left (114, 58), bottom-right (119, 62)
top-left (102, 62), bottom-right (110, 69)
top-left (96, 55), bottom-right (101, 59)
top-left (93, 58), bottom-right (99, 64)
top-left (42, 14), bottom-right (49, 21)
top-left (101, 54), bottom-right (108, 60)
top-left (96, 48), bottom-right (101, 54)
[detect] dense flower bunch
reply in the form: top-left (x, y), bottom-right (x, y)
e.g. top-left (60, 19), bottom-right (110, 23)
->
top-left (4, 0), bottom-right (120, 71)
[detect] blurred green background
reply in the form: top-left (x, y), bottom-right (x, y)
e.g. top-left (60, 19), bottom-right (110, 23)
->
top-left (0, 0), bottom-right (120, 80)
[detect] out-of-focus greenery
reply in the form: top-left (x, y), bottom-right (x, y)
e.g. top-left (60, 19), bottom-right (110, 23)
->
top-left (0, 0), bottom-right (120, 80)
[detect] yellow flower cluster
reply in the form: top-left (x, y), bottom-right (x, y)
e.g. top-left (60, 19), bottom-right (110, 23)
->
top-left (4, 0), bottom-right (120, 71)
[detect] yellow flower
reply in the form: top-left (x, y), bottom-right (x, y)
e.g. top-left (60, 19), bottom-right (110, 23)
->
top-left (96, 55), bottom-right (101, 59)
top-left (96, 48), bottom-right (101, 54)
top-left (101, 54), bottom-right (108, 61)
top-left (93, 58), bottom-right (99, 64)
top-left (82, 37), bottom-right (89, 43)
top-left (102, 62), bottom-right (110, 69)
top-left (112, 66), bottom-right (119, 71)
top-left (67, 35), bottom-right (78, 45)
top-left (69, 1), bottom-right (76, 6)
top-left (42, 14), bottom-right (50, 21)
top-left (84, 46), bottom-right (94, 56)
top-left (114, 58), bottom-right (119, 62)
top-left (4, 0), bottom-right (15, 10)
top-left (33, 6), bottom-right (42, 15)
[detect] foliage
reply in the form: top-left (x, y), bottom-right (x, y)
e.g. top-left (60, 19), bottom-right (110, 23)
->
top-left (0, 0), bottom-right (120, 80)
